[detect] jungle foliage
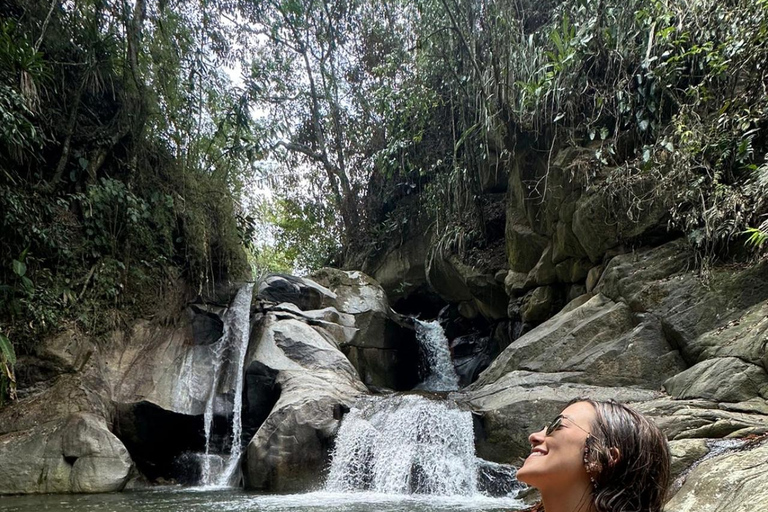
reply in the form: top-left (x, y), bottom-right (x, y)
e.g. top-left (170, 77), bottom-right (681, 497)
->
top-left (3, 0), bottom-right (768, 402)
top-left (0, 0), bottom-right (254, 399)
top-left (241, 0), bottom-right (768, 269)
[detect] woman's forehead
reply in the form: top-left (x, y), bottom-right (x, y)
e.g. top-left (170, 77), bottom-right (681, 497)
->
top-left (561, 401), bottom-right (597, 423)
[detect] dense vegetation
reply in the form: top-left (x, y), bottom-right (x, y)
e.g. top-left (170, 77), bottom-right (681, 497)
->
top-left (236, 0), bottom-right (768, 268)
top-left (2, 0), bottom-right (768, 402)
top-left (0, 0), bottom-right (253, 402)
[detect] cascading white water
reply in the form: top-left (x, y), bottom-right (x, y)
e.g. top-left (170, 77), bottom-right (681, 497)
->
top-left (199, 283), bottom-right (254, 487)
top-left (414, 319), bottom-right (459, 392)
top-left (217, 282), bottom-right (254, 486)
top-left (326, 395), bottom-right (479, 496)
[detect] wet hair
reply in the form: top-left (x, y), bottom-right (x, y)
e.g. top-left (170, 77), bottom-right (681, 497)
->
top-left (579, 398), bottom-right (671, 512)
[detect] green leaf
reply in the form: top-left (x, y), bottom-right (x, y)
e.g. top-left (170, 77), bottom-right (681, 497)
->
top-left (0, 334), bottom-right (16, 366)
top-left (12, 259), bottom-right (26, 277)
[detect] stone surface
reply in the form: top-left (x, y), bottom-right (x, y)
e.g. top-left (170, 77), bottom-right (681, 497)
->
top-left (664, 357), bottom-right (768, 402)
top-left (554, 258), bottom-right (592, 283)
top-left (525, 244), bottom-right (558, 287)
top-left (668, 438), bottom-right (709, 480)
top-left (635, 397), bottom-right (768, 440)
top-left (243, 315), bottom-right (368, 491)
top-left (485, 293), bottom-right (685, 388)
top-left (504, 270), bottom-right (529, 297)
top-left (360, 202), bottom-right (433, 301)
top-left (552, 220), bottom-right (587, 263)
top-left (585, 264), bottom-right (604, 293)
top-left (571, 178), bottom-right (669, 263)
top-left (0, 413), bottom-right (132, 494)
top-left (310, 268), bottom-right (419, 389)
top-left (520, 286), bottom-right (556, 324)
top-left (465, 274), bottom-right (508, 320)
top-left (665, 439), bottom-right (768, 512)
top-left (451, 334), bottom-right (499, 387)
top-left (597, 241), bottom-right (768, 368)
top-left (258, 274), bottom-right (337, 310)
top-left (505, 213), bottom-right (549, 273)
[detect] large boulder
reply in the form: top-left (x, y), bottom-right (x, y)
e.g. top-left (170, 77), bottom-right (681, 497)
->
top-left (665, 439), bottom-right (768, 512)
top-left (571, 177), bottom-right (669, 263)
top-left (311, 268), bottom-right (419, 390)
top-left (243, 315), bottom-right (368, 491)
top-left (475, 293), bottom-right (685, 390)
top-left (257, 274), bottom-right (337, 311)
top-left (0, 413), bottom-right (132, 494)
top-left (664, 357), bottom-right (768, 402)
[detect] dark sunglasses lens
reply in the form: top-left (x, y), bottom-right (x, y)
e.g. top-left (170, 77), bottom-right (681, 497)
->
top-left (546, 415), bottom-right (562, 436)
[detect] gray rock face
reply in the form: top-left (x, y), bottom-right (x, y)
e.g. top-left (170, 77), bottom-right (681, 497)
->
top-left (258, 274), bottom-right (337, 311)
top-left (664, 357), bottom-right (768, 402)
top-left (0, 413), bottom-right (132, 494)
top-left (310, 268), bottom-right (419, 390)
top-left (463, 239), bottom-right (768, 512)
top-left (571, 177), bottom-right (668, 263)
top-left (476, 293), bottom-right (685, 390)
top-left (665, 440), bottom-right (768, 512)
top-left (0, 292), bottom-right (251, 493)
top-left (243, 315), bottom-right (367, 491)
top-left (457, 370), bottom-right (661, 463)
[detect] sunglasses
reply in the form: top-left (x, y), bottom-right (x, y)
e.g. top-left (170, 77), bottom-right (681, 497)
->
top-left (544, 414), bottom-right (593, 437)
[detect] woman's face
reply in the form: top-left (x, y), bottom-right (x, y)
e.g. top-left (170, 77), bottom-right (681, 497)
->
top-left (516, 401), bottom-right (597, 492)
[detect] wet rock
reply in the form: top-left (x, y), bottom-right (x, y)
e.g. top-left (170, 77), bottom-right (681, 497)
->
top-left (243, 315), bottom-right (367, 492)
top-left (451, 334), bottom-right (499, 387)
top-left (668, 439), bottom-right (709, 480)
top-left (310, 268), bottom-right (419, 390)
top-left (665, 439), bottom-right (768, 512)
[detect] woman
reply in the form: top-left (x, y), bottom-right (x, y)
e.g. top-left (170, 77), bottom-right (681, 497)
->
top-left (516, 399), bottom-right (670, 512)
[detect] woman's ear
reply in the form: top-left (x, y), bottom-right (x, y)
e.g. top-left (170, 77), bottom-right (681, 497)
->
top-left (608, 447), bottom-right (621, 467)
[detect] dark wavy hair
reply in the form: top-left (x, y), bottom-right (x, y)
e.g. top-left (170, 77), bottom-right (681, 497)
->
top-left (582, 399), bottom-right (670, 512)
top-left (524, 399), bottom-right (670, 512)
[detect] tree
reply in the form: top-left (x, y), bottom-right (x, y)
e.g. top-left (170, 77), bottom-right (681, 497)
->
top-left (238, 0), bottom-right (423, 253)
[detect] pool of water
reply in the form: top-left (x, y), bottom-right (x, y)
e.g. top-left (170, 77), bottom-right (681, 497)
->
top-left (0, 488), bottom-right (527, 512)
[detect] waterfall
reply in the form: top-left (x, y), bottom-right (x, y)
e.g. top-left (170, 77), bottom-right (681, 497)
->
top-left (199, 283), bottom-right (254, 487)
top-left (414, 319), bottom-right (459, 392)
top-left (326, 395), bottom-right (478, 495)
top-left (326, 395), bottom-right (522, 497)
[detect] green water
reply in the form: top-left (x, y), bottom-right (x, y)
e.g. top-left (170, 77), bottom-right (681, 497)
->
top-left (0, 488), bottom-right (526, 512)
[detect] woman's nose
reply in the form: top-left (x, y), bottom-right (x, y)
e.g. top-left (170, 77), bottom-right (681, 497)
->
top-left (529, 426), bottom-right (546, 445)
